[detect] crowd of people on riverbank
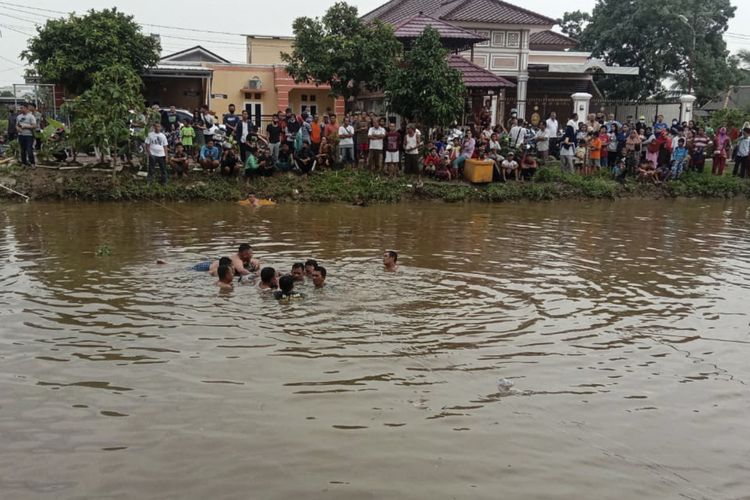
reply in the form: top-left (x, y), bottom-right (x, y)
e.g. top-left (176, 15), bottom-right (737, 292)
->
top-left (5, 99), bottom-right (750, 185)
top-left (176, 243), bottom-right (399, 300)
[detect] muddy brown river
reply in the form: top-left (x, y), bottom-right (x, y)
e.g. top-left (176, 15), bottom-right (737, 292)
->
top-left (1, 199), bottom-right (749, 499)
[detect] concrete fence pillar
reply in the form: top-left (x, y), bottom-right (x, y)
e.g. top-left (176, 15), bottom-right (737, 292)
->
top-left (680, 94), bottom-right (697, 123)
top-left (571, 92), bottom-right (593, 122)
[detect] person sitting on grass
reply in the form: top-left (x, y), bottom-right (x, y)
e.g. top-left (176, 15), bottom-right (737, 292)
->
top-left (316, 136), bottom-right (333, 170)
top-left (612, 158), bottom-right (626, 183)
top-left (244, 147), bottom-right (260, 184)
top-left (637, 160), bottom-right (659, 184)
top-left (274, 274), bottom-right (304, 302)
top-left (199, 138), bottom-right (220, 171)
top-left (423, 147), bottom-right (441, 177)
top-left (501, 152), bottom-right (519, 182)
top-left (670, 138), bottom-right (688, 180)
top-left (448, 138), bottom-right (461, 179)
top-left (295, 142), bottom-right (316, 175)
top-left (277, 142), bottom-right (294, 173)
top-left (170, 142), bottom-right (190, 178)
top-left (215, 264), bottom-right (234, 290)
top-left (452, 129), bottom-right (475, 174)
top-left (434, 153), bottom-right (453, 181)
top-left (220, 143), bottom-right (240, 177)
top-left (255, 147), bottom-right (276, 177)
top-left (520, 152), bottom-right (538, 182)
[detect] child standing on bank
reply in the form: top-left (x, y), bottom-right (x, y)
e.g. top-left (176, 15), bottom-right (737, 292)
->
top-left (180, 120), bottom-right (195, 159)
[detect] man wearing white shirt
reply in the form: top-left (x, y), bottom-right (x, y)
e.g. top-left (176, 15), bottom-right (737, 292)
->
top-left (543, 112), bottom-right (558, 162)
top-left (367, 118), bottom-right (386, 172)
top-left (146, 123), bottom-right (169, 185)
top-left (509, 119), bottom-right (528, 148)
top-left (338, 116), bottom-right (355, 168)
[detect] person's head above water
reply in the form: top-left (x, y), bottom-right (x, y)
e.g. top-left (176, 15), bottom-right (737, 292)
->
top-left (291, 262), bottom-right (305, 282)
top-left (219, 256), bottom-right (232, 267)
top-left (260, 267), bottom-right (277, 288)
top-left (278, 274), bottom-right (295, 295)
top-left (383, 250), bottom-right (398, 270)
top-left (238, 243), bottom-right (252, 262)
top-left (217, 264), bottom-right (234, 284)
top-left (304, 259), bottom-right (318, 276)
top-left (312, 266), bottom-right (326, 288)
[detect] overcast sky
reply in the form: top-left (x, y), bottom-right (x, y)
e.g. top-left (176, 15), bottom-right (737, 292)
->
top-left (1, 0), bottom-right (750, 86)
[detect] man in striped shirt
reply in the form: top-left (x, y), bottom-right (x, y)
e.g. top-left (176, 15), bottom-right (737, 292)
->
top-left (690, 127), bottom-right (710, 173)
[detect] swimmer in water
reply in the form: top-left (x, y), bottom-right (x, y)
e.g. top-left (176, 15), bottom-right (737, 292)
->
top-left (258, 267), bottom-right (278, 291)
top-left (215, 264), bottom-right (234, 289)
top-left (231, 243), bottom-right (261, 276)
top-left (209, 256), bottom-right (233, 276)
top-left (383, 250), bottom-right (398, 272)
top-left (291, 262), bottom-right (305, 282)
top-left (274, 274), bottom-right (304, 301)
top-left (312, 266), bottom-right (327, 288)
top-left (304, 259), bottom-right (318, 277)
top-left (238, 193), bottom-right (276, 208)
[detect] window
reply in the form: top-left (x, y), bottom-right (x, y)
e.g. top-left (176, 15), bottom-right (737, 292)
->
top-left (301, 95), bottom-right (308, 102)
top-left (244, 102), bottom-right (263, 128)
top-left (506, 31), bottom-right (521, 48)
top-left (309, 94), bottom-right (317, 102)
top-left (476, 30), bottom-right (490, 47)
top-left (492, 31), bottom-right (506, 47)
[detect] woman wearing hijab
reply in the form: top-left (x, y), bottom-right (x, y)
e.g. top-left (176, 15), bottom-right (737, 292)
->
top-left (656, 130), bottom-right (673, 169)
top-left (713, 127), bottom-right (731, 176)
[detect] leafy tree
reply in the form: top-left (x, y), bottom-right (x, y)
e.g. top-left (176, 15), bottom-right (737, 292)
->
top-left (22, 8), bottom-right (160, 95)
top-left (556, 11), bottom-right (591, 44)
top-left (282, 2), bottom-right (401, 103)
top-left (385, 27), bottom-right (465, 129)
top-left (567, 0), bottom-right (737, 102)
top-left (0, 90), bottom-right (13, 97)
top-left (64, 65), bottom-right (144, 167)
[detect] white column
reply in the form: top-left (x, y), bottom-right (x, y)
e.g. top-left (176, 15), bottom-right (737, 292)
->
top-left (571, 92), bottom-right (593, 121)
top-left (490, 94), bottom-right (498, 128)
top-left (680, 94), bottom-right (697, 123)
top-left (517, 75), bottom-right (529, 120)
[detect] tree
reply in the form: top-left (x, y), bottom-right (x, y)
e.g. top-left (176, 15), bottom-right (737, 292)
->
top-left (557, 11), bottom-right (591, 44)
top-left (0, 91), bottom-right (13, 97)
top-left (566, 0), bottom-right (737, 102)
top-left (22, 8), bottom-right (160, 95)
top-left (282, 2), bottom-right (401, 103)
top-left (385, 27), bottom-right (466, 129)
top-left (64, 65), bottom-right (144, 166)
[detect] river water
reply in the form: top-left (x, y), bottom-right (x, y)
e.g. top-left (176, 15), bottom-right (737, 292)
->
top-left (1, 199), bottom-right (749, 499)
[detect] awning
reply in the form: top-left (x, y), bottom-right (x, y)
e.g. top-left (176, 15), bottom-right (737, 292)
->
top-left (144, 64), bottom-right (213, 79)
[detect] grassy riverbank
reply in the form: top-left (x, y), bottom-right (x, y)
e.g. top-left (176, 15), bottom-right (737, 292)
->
top-left (1, 162), bottom-right (749, 203)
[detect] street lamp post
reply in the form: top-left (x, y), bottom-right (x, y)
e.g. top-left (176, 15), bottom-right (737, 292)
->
top-left (678, 14), bottom-right (697, 94)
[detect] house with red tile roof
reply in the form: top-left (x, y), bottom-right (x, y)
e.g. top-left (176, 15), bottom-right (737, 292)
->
top-left (363, 0), bottom-right (637, 124)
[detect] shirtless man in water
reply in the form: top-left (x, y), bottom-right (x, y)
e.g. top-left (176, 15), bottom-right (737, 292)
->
top-left (208, 245), bottom-right (259, 277)
top-left (383, 250), bottom-right (398, 272)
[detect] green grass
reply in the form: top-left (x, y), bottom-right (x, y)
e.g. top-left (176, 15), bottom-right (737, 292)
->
top-left (2, 163), bottom-right (749, 203)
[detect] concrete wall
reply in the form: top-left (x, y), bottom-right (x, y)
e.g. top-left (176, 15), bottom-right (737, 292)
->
top-left (207, 65), bottom-right (279, 116)
top-left (247, 37), bottom-right (294, 65)
top-left (288, 88), bottom-right (337, 116)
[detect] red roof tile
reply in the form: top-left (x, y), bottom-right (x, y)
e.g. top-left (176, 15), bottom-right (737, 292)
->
top-left (448, 54), bottom-right (515, 89)
top-left (392, 12), bottom-right (488, 43)
top-left (529, 30), bottom-right (577, 50)
top-left (363, 0), bottom-right (555, 26)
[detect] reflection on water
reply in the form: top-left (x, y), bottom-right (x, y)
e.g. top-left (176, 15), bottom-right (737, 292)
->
top-left (1, 199), bottom-right (750, 499)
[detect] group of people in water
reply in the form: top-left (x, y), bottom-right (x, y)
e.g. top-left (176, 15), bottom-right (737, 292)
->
top-left (184, 244), bottom-right (399, 300)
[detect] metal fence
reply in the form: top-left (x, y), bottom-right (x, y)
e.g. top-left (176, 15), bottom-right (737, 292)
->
top-left (503, 96), bottom-right (684, 125)
top-left (590, 100), bottom-right (683, 124)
